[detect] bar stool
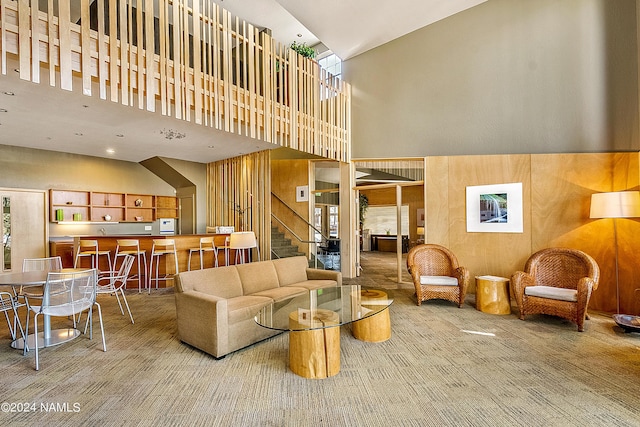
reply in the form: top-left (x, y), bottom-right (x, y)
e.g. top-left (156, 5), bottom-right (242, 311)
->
top-left (113, 239), bottom-right (148, 293)
top-left (74, 239), bottom-right (112, 272)
top-left (187, 236), bottom-right (218, 270)
top-left (149, 239), bottom-right (179, 293)
top-left (229, 231), bottom-right (260, 264)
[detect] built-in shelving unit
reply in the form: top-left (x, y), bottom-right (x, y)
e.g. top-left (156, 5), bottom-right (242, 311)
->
top-left (49, 190), bottom-right (178, 223)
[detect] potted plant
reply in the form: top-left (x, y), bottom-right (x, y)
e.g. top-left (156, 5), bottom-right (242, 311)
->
top-left (290, 41), bottom-right (316, 59)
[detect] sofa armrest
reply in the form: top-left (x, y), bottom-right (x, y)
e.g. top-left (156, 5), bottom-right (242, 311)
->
top-left (306, 268), bottom-right (342, 286)
top-left (175, 290), bottom-right (229, 358)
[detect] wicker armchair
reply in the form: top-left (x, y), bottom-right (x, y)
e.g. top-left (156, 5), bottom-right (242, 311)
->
top-left (406, 244), bottom-right (469, 307)
top-left (511, 248), bottom-right (600, 332)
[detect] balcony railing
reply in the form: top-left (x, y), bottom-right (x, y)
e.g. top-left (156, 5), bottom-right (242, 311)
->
top-left (0, 0), bottom-right (350, 162)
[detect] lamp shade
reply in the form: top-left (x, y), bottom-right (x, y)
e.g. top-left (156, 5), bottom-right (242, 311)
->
top-left (590, 191), bottom-right (640, 219)
top-left (417, 227), bottom-right (425, 236)
top-left (229, 231), bottom-right (257, 249)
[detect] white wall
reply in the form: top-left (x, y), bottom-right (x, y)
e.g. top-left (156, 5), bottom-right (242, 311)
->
top-left (344, 0), bottom-right (639, 158)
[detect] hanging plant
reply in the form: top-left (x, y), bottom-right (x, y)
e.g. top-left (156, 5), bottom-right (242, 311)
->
top-left (290, 41), bottom-right (316, 59)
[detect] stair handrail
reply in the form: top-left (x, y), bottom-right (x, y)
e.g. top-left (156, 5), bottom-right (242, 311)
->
top-left (271, 214), bottom-right (320, 268)
top-left (271, 192), bottom-right (329, 242)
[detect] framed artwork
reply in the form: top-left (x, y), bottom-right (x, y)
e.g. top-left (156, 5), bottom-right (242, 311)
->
top-left (296, 185), bottom-right (309, 202)
top-left (466, 183), bottom-right (523, 233)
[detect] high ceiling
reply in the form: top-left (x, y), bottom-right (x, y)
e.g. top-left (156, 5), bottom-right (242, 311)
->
top-left (0, 0), bottom-right (486, 164)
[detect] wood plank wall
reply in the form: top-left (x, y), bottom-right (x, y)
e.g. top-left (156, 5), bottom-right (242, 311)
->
top-left (423, 152), bottom-right (640, 315)
top-left (0, 0), bottom-right (350, 162)
top-left (207, 150), bottom-right (271, 260)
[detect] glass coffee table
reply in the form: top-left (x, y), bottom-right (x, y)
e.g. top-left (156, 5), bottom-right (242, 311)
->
top-left (254, 285), bottom-right (393, 379)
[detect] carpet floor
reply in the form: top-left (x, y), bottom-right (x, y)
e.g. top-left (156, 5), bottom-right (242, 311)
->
top-left (1, 252), bottom-right (640, 426)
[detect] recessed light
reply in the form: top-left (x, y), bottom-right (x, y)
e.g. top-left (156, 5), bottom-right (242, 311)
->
top-left (297, 33), bottom-right (302, 38)
top-left (83, 105), bottom-right (89, 108)
top-left (116, 134), bottom-right (124, 138)
top-left (75, 132), bottom-right (83, 136)
top-left (208, 145), bottom-right (215, 148)
top-left (106, 148), bottom-right (115, 154)
top-left (3, 91), bottom-right (14, 96)
top-left (13, 68), bottom-right (19, 73)
top-left (0, 108), bottom-right (7, 113)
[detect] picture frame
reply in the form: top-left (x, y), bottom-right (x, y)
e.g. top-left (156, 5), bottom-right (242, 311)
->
top-left (466, 182), bottom-right (523, 233)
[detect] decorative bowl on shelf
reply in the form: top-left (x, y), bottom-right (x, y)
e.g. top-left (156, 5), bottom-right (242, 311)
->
top-left (135, 216), bottom-right (144, 221)
top-left (134, 199), bottom-right (143, 207)
top-left (104, 215), bottom-right (112, 221)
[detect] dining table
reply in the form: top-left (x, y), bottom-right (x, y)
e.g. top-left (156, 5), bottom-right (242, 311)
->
top-left (0, 269), bottom-right (86, 350)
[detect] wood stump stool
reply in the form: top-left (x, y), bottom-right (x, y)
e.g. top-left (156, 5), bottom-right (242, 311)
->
top-left (288, 309), bottom-right (340, 379)
top-left (352, 289), bottom-right (392, 342)
top-left (475, 275), bottom-right (511, 315)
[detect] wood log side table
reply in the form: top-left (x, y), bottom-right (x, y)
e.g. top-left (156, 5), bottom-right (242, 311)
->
top-left (352, 289), bottom-right (392, 342)
top-left (475, 275), bottom-right (511, 315)
top-left (288, 309), bottom-right (340, 379)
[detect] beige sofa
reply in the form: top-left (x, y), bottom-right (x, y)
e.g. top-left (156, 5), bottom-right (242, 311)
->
top-left (174, 255), bottom-right (341, 358)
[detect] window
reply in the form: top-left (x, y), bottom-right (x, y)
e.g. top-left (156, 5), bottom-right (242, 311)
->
top-left (318, 54), bottom-right (342, 80)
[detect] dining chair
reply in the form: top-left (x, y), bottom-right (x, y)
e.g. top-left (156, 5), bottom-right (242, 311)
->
top-left (95, 255), bottom-right (135, 324)
top-left (25, 269), bottom-right (105, 370)
top-left (0, 290), bottom-right (26, 344)
top-left (19, 256), bottom-right (64, 331)
top-left (187, 236), bottom-right (218, 270)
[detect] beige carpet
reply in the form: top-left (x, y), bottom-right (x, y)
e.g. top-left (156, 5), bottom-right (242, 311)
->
top-left (1, 256), bottom-right (640, 426)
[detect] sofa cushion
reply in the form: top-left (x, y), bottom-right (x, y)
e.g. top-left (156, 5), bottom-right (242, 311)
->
top-left (272, 256), bottom-right (309, 286)
top-left (287, 279), bottom-right (337, 291)
top-left (226, 295), bottom-right (273, 325)
top-left (525, 285), bottom-right (578, 302)
top-left (176, 266), bottom-right (243, 298)
top-left (252, 286), bottom-right (307, 302)
top-left (235, 261), bottom-right (280, 295)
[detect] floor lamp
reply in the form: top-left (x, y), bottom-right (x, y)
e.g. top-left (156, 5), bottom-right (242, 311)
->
top-left (589, 191), bottom-right (640, 330)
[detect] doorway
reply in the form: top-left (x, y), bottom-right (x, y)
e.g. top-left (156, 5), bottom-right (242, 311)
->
top-left (1, 189), bottom-right (48, 273)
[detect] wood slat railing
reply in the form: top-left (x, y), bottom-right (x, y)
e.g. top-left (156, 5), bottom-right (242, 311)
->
top-left (0, 0), bottom-right (350, 162)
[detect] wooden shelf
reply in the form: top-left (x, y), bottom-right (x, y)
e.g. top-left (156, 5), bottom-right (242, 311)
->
top-left (50, 189), bottom-right (178, 223)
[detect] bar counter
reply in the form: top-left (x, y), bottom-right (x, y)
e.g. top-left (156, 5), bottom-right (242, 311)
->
top-left (50, 234), bottom-right (234, 289)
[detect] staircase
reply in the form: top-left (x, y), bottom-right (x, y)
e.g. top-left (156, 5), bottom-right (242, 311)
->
top-left (270, 226), bottom-right (305, 259)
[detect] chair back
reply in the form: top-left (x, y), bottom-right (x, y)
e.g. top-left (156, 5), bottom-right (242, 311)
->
top-left (41, 269), bottom-right (97, 316)
top-left (99, 255), bottom-right (134, 292)
top-left (525, 248), bottom-right (600, 291)
top-left (407, 244), bottom-right (458, 277)
top-left (152, 239), bottom-right (177, 253)
top-left (116, 239), bottom-right (141, 252)
top-left (22, 256), bottom-right (62, 272)
top-left (78, 240), bottom-right (99, 253)
top-left (200, 236), bottom-right (215, 250)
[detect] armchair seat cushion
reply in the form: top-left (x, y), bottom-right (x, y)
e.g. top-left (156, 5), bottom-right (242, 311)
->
top-left (420, 275), bottom-right (458, 286)
top-left (525, 286), bottom-right (577, 302)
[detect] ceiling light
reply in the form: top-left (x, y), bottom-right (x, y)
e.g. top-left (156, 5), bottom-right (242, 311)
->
top-left (0, 108), bottom-right (7, 113)
top-left (116, 134), bottom-right (124, 138)
top-left (297, 33), bottom-right (302, 37)
top-left (160, 128), bottom-right (186, 140)
top-left (3, 91), bottom-right (14, 96)
top-left (106, 148), bottom-right (115, 154)
top-left (207, 145), bottom-right (215, 148)
top-left (75, 132), bottom-right (83, 136)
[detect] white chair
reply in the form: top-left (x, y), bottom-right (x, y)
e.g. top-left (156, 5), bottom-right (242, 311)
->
top-left (113, 240), bottom-right (147, 293)
top-left (229, 232), bottom-right (260, 264)
top-left (20, 257), bottom-right (64, 328)
top-left (74, 239), bottom-right (112, 272)
top-left (22, 256), bottom-right (62, 273)
top-left (25, 269), bottom-right (105, 370)
top-left (0, 290), bottom-right (26, 343)
top-left (149, 239), bottom-right (179, 293)
top-left (187, 236), bottom-right (218, 270)
top-left (96, 254), bottom-right (135, 324)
